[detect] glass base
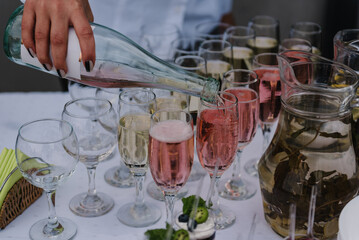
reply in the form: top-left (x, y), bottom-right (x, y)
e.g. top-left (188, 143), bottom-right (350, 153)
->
top-left (244, 158), bottom-right (259, 177)
top-left (29, 217), bottom-right (77, 240)
top-left (187, 161), bottom-right (207, 182)
top-left (218, 177), bottom-right (256, 200)
top-left (69, 192), bottom-right (114, 217)
top-left (104, 166), bottom-right (135, 188)
top-left (117, 202), bottom-right (161, 227)
top-left (212, 205), bottom-right (236, 230)
top-left (146, 181), bottom-right (188, 201)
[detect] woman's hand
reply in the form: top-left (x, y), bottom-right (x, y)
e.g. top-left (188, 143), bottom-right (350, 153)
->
top-left (21, 0), bottom-right (95, 77)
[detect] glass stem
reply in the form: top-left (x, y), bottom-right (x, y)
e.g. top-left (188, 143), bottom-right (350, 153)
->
top-left (134, 174), bottom-right (146, 208)
top-left (164, 193), bottom-right (176, 226)
top-left (232, 150), bottom-right (243, 179)
top-left (43, 190), bottom-right (63, 236)
top-left (87, 166), bottom-right (97, 197)
top-left (207, 176), bottom-right (220, 211)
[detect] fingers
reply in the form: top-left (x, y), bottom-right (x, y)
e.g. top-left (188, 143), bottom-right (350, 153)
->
top-left (21, 1), bottom-right (36, 58)
top-left (34, 8), bottom-right (52, 71)
top-left (50, 12), bottom-right (69, 75)
top-left (71, 5), bottom-right (95, 72)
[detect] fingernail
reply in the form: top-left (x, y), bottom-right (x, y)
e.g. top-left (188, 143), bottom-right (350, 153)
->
top-left (85, 60), bottom-right (94, 72)
top-left (57, 69), bottom-right (66, 78)
top-left (42, 63), bottom-right (52, 71)
top-left (27, 48), bottom-right (36, 58)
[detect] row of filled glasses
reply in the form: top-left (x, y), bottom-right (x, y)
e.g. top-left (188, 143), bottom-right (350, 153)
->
top-left (14, 82), bottom-right (256, 239)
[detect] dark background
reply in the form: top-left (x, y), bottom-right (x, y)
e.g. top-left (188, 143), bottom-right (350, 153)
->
top-left (1, 0), bottom-right (358, 92)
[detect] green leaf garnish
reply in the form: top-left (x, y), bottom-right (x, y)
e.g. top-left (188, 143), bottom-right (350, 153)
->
top-left (145, 223), bottom-right (189, 240)
top-left (182, 195), bottom-right (207, 215)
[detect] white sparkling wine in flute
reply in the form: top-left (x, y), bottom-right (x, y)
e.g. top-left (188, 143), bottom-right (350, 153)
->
top-left (4, 5), bottom-right (219, 101)
top-left (201, 60), bottom-right (232, 82)
top-left (224, 46), bottom-right (254, 70)
top-left (247, 36), bottom-right (279, 55)
top-left (118, 114), bottom-right (151, 173)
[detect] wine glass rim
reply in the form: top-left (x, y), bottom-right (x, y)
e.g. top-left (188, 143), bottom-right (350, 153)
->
top-left (225, 87), bottom-right (259, 104)
top-left (223, 69), bottom-right (259, 85)
top-left (291, 21), bottom-right (322, 34)
top-left (200, 91), bottom-right (238, 109)
top-left (199, 39), bottom-right (232, 54)
top-left (253, 53), bottom-right (279, 67)
top-left (334, 29), bottom-right (359, 53)
top-left (174, 55), bottom-right (206, 71)
top-left (63, 97), bottom-right (113, 119)
top-left (249, 15), bottom-right (279, 28)
top-left (18, 118), bottom-right (74, 144)
top-left (119, 88), bottom-right (156, 105)
top-left (151, 108), bottom-right (192, 124)
top-left (224, 26), bottom-right (255, 38)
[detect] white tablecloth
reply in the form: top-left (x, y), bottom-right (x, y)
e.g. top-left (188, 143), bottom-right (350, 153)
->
top-left (0, 92), bottom-right (282, 240)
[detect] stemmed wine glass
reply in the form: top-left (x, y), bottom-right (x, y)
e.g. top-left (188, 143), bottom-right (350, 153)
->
top-left (198, 39), bottom-right (233, 82)
top-left (247, 15), bottom-right (280, 55)
top-left (218, 69), bottom-right (259, 200)
top-left (62, 98), bottom-right (117, 217)
top-left (96, 88), bottom-right (135, 188)
top-left (244, 53), bottom-right (281, 177)
top-left (223, 26), bottom-right (255, 70)
top-left (196, 91), bottom-right (240, 229)
top-left (146, 88), bottom-right (191, 201)
top-left (117, 89), bottom-right (162, 227)
top-left (290, 22), bottom-right (322, 55)
top-left (149, 109), bottom-right (194, 226)
top-left (15, 119), bottom-right (79, 240)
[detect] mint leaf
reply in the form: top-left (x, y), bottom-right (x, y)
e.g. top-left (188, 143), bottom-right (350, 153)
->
top-left (144, 223), bottom-right (174, 240)
top-left (182, 195), bottom-right (206, 215)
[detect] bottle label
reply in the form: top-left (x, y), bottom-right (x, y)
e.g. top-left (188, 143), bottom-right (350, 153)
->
top-left (21, 27), bottom-right (81, 79)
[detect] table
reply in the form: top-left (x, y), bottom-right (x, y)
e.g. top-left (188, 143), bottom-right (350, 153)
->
top-left (0, 92), bottom-right (283, 240)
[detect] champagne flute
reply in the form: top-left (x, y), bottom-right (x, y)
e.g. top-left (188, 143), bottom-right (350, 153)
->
top-left (223, 26), bottom-right (255, 70)
top-left (290, 22), bottom-right (322, 55)
top-left (195, 21), bottom-right (232, 40)
top-left (146, 89), bottom-right (191, 201)
top-left (197, 91), bottom-right (240, 229)
top-left (15, 119), bottom-right (79, 240)
top-left (149, 109), bottom-right (194, 226)
top-left (96, 88), bottom-right (135, 188)
top-left (62, 98), bottom-right (117, 217)
top-left (218, 69), bottom-right (259, 200)
top-left (198, 39), bottom-right (233, 82)
top-left (244, 53), bottom-right (281, 177)
top-left (117, 89), bottom-right (162, 227)
top-left (247, 15), bottom-right (280, 55)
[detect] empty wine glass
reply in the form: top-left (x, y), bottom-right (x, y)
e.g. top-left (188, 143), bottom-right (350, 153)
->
top-left (62, 98), bottom-right (117, 217)
top-left (117, 89), bottom-right (162, 227)
top-left (15, 119), bottom-right (79, 240)
top-left (96, 88), bottom-right (135, 188)
top-left (290, 22), bottom-right (322, 55)
top-left (247, 15), bottom-right (280, 55)
top-left (197, 91), bottom-right (240, 229)
top-left (223, 26), bottom-right (255, 70)
top-left (218, 69), bottom-right (259, 200)
top-left (149, 109), bottom-right (194, 226)
top-left (244, 53), bottom-right (281, 177)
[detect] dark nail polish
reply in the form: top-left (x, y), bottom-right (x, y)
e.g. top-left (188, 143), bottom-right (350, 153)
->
top-left (57, 69), bottom-right (66, 78)
top-left (27, 48), bottom-right (35, 58)
top-left (43, 64), bottom-right (49, 71)
top-left (85, 60), bottom-right (93, 72)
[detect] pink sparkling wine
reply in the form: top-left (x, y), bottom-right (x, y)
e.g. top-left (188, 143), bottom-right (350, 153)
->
top-left (149, 120), bottom-right (194, 193)
top-left (254, 68), bottom-right (281, 124)
top-left (225, 87), bottom-right (259, 149)
top-left (196, 109), bottom-right (239, 176)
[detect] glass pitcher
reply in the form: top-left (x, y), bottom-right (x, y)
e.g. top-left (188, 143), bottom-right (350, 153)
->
top-left (258, 50), bottom-right (359, 239)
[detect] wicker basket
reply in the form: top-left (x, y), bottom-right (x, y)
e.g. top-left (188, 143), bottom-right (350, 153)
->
top-left (0, 177), bottom-right (43, 229)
